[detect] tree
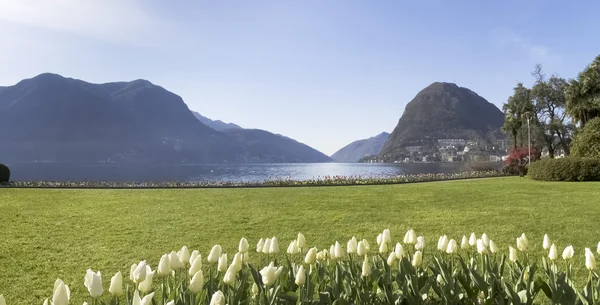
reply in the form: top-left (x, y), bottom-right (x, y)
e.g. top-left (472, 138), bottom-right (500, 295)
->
top-left (502, 83), bottom-right (533, 149)
top-left (571, 117), bottom-right (600, 158)
top-left (0, 163), bottom-right (9, 183)
top-left (566, 55), bottom-right (600, 127)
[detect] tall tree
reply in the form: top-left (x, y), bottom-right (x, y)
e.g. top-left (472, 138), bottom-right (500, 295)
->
top-left (502, 83), bottom-right (533, 149)
top-left (566, 55), bottom-right (600, 127)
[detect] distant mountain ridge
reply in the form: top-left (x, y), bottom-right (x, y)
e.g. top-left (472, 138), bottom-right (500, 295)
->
top-left (380, 82), bottom-right (504, 158)
top-left (192, 112), bottom-right (242, 131)
top-left (0, 73), bottom-right (330, 164)
top-left (331, 132), bottom-right (390, 162)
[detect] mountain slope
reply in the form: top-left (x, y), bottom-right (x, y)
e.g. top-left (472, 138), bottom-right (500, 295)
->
top-left (331, 132), bottom-right (390, 162)
top-left (380, 82), bottom-right (504, 157)
top-left (192, 112), bottom-right (242, 131)
top-left (223, 129), bottom-right (331, 163)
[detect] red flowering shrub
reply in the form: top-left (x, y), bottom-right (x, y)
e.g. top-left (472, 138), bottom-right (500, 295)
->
top-left (504, 147), bottom-right (538, 176)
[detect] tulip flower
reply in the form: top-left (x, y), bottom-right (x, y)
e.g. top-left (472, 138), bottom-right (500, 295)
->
top-left (387, 252), bottom-right (397, 265)
top-left (382, 229), bottom-right (392, 245)
top-left (189, 255), bottom-right (203, 276)
top-left (157, 254), bottom-right (171, 277)
top-left (461, 236), bottom-right (469, 249)
top-left (376, 233), bottom-right (383, 246)
top-left (334, 241), bottom-right (345, 259)
top-left (362, 239), bottom-right (370, 251)
top-left (138, 266), bottom-right (155, 293)
top-left (210, 290), bottom-right (226, 305)
top-left (84, 269), bottom-right (103, 298)
top-left (597, 241), bottom-right (600, 255)
top-left (218, 253), bottom-right (228, 273)
top-left (295, 265), bottom-right (306, 286)
top-left (269, 237), bottom-right (280, 254)
top-left (477, 239), bottom-right (488, 255)
top-left (481, 233), bottom-right (489, 247)
top-left (509, 246), bottom-right (518, 262)
top-left (166, 301), bottom-right (175, 305)
top-left (585, 248), bottom-right (596, 270)
top-left (243, 252), bottom-right (250, 263)
top-left (489, 240), bottom-right (498, 254)
top-left (132, 261), bottom-right (147, 284)
top-left (256, 238), bottom-right (265, 253)
top-left (262, 238), bottom-right (271, 254)
top-left (189, 250), bottom-right (200, 265)
top-left (0, 295), bottom-right (5, 305)
top-left (404, 229), bottom-right (417, 245)
top-left (469, 232), bottom-right (476, 246)
top-left (260, 262), bottom-right (282, 286)
top-left (394, 243), bottom-right (405, 259)
top-left (437, 235), bottom-right (448, 251)
top-left (109, 271), bottom-right (123, 296)
top-left (357, 241), bottom-right (368, 256)
top-left (223, 263), bottom-right (237, 286)
top-left (52, 281), bottom-right (70, 305)
top-left (231, 252), bottom-right (243, 272)
top-left (543, 234), bottom-right (551, 250)
top-left (239, 237), bottom-right (249, 253)
top-left (412, 251), bottom-right (423, 267)
top-left (379, 241), bottom-right (388, 254)
top-left (329, 245), bottom-right (336, 259)
top-left (140, 292), bottom-right (155, 305)
top-left (252, 282), bottom-right (259, 296)
top-left (132, 290), bottom-right (141, 305)
top-left (347, 236), bottom-right (358, 254)
top-left (361, 256), bottom-right (372, 277)
top-left (316, 250), bottom-right (328, 262)
top-left (305, 247), bottom-right (317, 264)
top-left (43, 298), bottom-right (48, 305)
top-left (208, 245), bottom-right (223, 264)
top-left (189, 270), bottom-right (204, 293)
top-left (517, 233), bottom-right (529, 251)
top-left (169, 251), bottom-right (184, 270)
top-left (415, 236), bottom-right (425, 250)
top-left (548, 244), bottom-right (558, 261)
top-left (297, 233), bottom-right (306, 250)
top-left (287, 240), bottom-right (300, 255)
top-left (562, 245), bottom-right (574, 260)
top-left (53, 279), bottom-right (71, 301)
top-left (446, 239), bottom-right (457, 254)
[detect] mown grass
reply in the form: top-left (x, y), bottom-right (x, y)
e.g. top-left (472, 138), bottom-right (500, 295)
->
top-left (0, 177), bottom-right (598, 304)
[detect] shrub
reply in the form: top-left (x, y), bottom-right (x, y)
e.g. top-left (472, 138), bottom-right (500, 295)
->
top-left (0, 163), bottom-right (10, 183)
top-left (504, 147), bottom-right (537, 176)
top-left (528, 157), bottom-right (600, 181)
top-left (572, 117), bottom-right (600, 158)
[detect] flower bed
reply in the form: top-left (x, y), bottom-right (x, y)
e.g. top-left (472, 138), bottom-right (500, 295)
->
top-left (3, 170), bottom-right (506, 188)
top-left (1, 230), bottom-right (598, 305)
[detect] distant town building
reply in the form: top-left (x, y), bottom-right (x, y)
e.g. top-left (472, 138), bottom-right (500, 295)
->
top-left (405, 146), bottom-right (423, 153)
top-left (437, 139), bottom-right (466, 147)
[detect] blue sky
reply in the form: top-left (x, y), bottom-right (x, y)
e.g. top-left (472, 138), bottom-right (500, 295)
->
top-left (1, 1), bottom-right (599, 155)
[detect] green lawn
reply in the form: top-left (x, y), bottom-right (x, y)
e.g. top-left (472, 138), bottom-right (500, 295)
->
top-left (0, 177), bottom-right (598, 304)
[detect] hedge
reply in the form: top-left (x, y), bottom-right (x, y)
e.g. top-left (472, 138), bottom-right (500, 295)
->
top-left (528, 157), bottom-right (600, 181)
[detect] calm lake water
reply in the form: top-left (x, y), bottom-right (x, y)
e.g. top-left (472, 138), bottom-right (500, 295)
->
top-left (7, 162), bottom-right (502, 182)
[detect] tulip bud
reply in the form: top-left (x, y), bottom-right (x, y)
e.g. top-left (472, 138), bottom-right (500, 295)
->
top-left (262, 238), bottom-right (271, 254)
top-left (446, 239), bottom-right (457, 254)
top-left (469, 232), bottom-right (476, 246)
top-left (477, 239), bottom-right (488, 255)
top-left (84, 269), bottom-right (103, 298)
top-left (382, 229), bottom-right (391, 245)
top-left (412, 251), bottom-right (423, 267)
top-left (132, 261), bottom-right (147, 284)
top-left (394, 243), bottom-right (405, 259)
top-left (404, 229), bottom-right (417, 245)
top-left (305, 247), bottom-right (317, 264)
top-left (415, 236), bottom-right (425, 250)
top-left (489, 240), bottom-right (498, 254)
top-left (140, 292), bottom-right (155, 305)
top-left (543, 234), bottom-right (551, 250)
top-left (223, 264), bottom-right (237, 286)
top-left (208, 245), bottom-right (223, 264)
top-left (347, 236), bottom-right (358, 254)
top-left (0, 295), bottom-right (5, 305)
top-left (387, 252), bottom-right (397, 266)
top-left (138, 266), bottom-right (155, 293)
top-left (481, 233), bottom-right (489, 247)
top-left (379, 242), bottom-right (388, 254)
top-left (585, 248), bottom-right (596, 270)
top-left (157, 254), bottom-right (171, 277)
top-left (361, 256), bottom-right (372, 277)
top-left (357, 241), bottom-right (368, 256)
top-left (509, 246), bottom-right (518, 262)
top-left (218, 253), bottom-right (228, 272)
top-left (259, 262), bottom-right (280, 286)
top-left (295, 265), bottom-right (306, 286)
top-left (232, 252), bottom-right (243, 272)
top-left (548, 244), bottom-right (558, 261)
top-left (437, 235), bottom-right (448, 251)
top-left (256, 238), bottom-right (265, 253)
top-left (52, 281), bottom-right (70, 305)
top-left (239, 237), bottom-right (249, 253)
top-left (189, 255), bottom-right (203, 276)
top-left (297, 233), bottom-right (306, 250)
top-left (461, 236), bottom-right (469, 249)
top-left (562, 245), bottom-right (574, 260)
top-left (189, 270), bottom-right (204, 293)
top-left (179, 246), bottom-right (191, 264)
top-left (252, 282), bottom-right (259, 296)
top-left (108, 271), bottom-right (123, 296)
top-left (269, 237), bottom-right (280, 254)
top-left (210, 290), bottom-right (225, 305)
top-left (334, 241), bottom-right (345, 259)
top-left (437, 274), bottom-right (444, 285)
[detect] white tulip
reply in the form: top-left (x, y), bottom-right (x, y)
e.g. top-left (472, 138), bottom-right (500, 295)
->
top-left (132, 261), bottom-right (147, 284)
top-left (169, 251), bottom-right (184, 270)
top-left (179, 246), bottom-right (191, 264)
top-left (189, 270), bottom-right (204, 293)
top-left (562, 245), bottom-right (574, 260)
top-left (316, 250), bottom-right (328, 262)
top-left (210, 291), bottom-right (225, 305)
top-left (262, 238), bottom-right (271, 254)
top-left (0, 295), bottom-right (5, 305)
top-left (347, 236), bottom-right (358, 254)
top-left (297, 233), bottom-right (306, 250)
top-left (256, 238), bottom-right (265, 253)
top-left (239, 237), bottom-right (249, 253)
top-left (84, 269), bottom-right (103, 298)
top-left (362, 239), bottom-right (370, 251)
top-left (218, 253), bottom-right (228, 273)
top-left (295, 265), bottom-right (306, 286)
top-left (361, 256), bottom-right (372, 277)
top-left (376, 233), bottom-right (383, 245)
top-left (415, 236), bottom-right (425, 250)
top-left (585, 248), bottom-right (596, 270)
top-left (52, 281), bottom-right (70, 305)
top-left (387, 252), bottom-right (397, 266)
top-left (489, 240), bottom-right (498, 254)
top-left (223, 264), bottom-right (237, 286)
top-left (53, 279), bottom-right (70, 301)
top-left (252, 282), bottom-right (259, 296)
top-left (243, 252), bottom-right (250, 263)
top-left (379, 242), bottom-right (388, 254)
top-left (597, 242), bottom-right (600, 255)
top-left (189, 255), bottom-right (203, 276)
top-left (477, 239), bottom-right (488, 255)
top-left (548, 244), bottom-right (558, 261)
top-left (334, 241), bottom-right (345, 259)
top-left (208, 245), bottom-right (223, 264)
top-left (166, 301), bottom-right (175, 305)
top-left (157, 254), bottom-right (171, 276)
top-left (412, 251), bottom-right (423, 267)
top-left (287, 240), bottom-right (300, 255)
top-left (329, 245), bottom-right (336, 259)
top-left (189, 250), bottom-right (200, 265)
top-left (259, 262), bottom-right (281, 286)
top-left (132, 290), bottom-right (141, 305)
top-left (404, 229), bottom-right (417, 245)
top-left (232, 252), bottom-right (243, 272)
top-left (43, 298), bottom-right (48, 305)
top-left (517, 233), bottom-right (529, 251)
top-left (437, 274), bottom-right (444, 285)
top-left (543, 234), bottom-right (551, 250)
top-left (509, 246), bottom-right (518, 262)
top-left (140, 292), bottom-right (155, 305)
top-left (269, 237), bottom-right (280, 254)
top-left (109, 271), bottom-right (123, 296)
top-left (138, 266), bottom-right (155, 293)
top-left (357, 241), bottom-right (368, 256)
top-left (469, 232), bottom-right (476, 246)
top-left (481, 233), bottom-right (489, 247)
top-left (446, 239), bottom-right (457, 254)
top-left (382, 229), bottom-right (391, 245)
top-left (305, 247), bottom-right (317, 264)
top-left (394, 243), bottom-right (405, 259)
top-left (461, 236), bottom-right (469, 249)
top-left (437, 235), bottom-right (448, 251)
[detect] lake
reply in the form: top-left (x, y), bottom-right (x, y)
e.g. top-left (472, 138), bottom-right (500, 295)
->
top-left (6, 162), bottom-right (502, 182)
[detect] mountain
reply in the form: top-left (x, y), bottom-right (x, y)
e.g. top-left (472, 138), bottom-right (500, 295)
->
top-left (380, 82), bottom-right (504, 158)
top-left (0, 73), bottom-right (328, 164)
top-left (223, 129), bottom-right (331, 163)
top-left (192, 112), bottom-right (242, 131)
top-left (331, 132), bottom-right (390, 162)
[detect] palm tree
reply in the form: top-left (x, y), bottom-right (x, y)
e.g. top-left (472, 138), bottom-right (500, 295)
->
top-left (566, 55), bottom-right (600, 127)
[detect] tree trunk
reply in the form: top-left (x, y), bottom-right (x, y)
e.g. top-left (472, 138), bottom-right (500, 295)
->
top-left (512, 130), bottom-right (518, 149)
